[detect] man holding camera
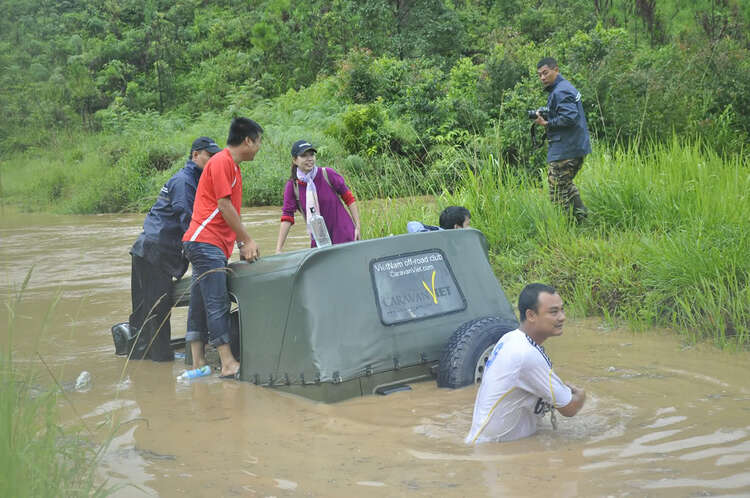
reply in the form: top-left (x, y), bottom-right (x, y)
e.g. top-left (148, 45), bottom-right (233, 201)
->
top-left (534, 57), bottom-right (591, 221)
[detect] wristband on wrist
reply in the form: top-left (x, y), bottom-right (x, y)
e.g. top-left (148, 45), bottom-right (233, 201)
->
top-left (237, 240), bottom-right (246, 249)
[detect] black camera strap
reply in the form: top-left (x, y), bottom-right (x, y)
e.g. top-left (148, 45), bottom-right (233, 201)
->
top-left (530, 123), bottom-right (547, 149)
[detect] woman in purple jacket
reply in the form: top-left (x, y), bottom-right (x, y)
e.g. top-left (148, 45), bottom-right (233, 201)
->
top-left (275, 140), bottom-right (361, 252)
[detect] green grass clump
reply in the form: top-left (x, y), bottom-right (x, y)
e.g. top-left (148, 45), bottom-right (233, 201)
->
top-left (1, 273), bottom-right (112, 497)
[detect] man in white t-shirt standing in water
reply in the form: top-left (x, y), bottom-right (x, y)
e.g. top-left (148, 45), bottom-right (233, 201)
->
top-left (466, 283), bottom-right (586, 444)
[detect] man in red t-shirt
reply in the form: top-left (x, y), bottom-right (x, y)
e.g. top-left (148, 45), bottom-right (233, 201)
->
top-left (182, 117), bottom-right (263, 378)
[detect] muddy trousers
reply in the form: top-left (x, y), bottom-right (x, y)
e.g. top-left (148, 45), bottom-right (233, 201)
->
top-left (547, 157), bottom-right (587, 219)
top-left (129, 254), bottom-right (175, 361)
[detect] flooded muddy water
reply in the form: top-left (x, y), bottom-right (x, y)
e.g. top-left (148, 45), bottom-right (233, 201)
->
top-left (2, 207), bottom-right (750, 497)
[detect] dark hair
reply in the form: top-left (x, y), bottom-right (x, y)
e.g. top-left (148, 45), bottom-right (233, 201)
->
top-left (439, 206), bottom-right (471, 229)
top-left (518, 283), bottom-right (557, 322)
top-left (226, 117), bottom-right (263, 146)
top-left (537, 57), bottom-right (558, 70)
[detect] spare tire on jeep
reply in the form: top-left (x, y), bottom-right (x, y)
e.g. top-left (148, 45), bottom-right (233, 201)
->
top-left (437, 316), bottom-right (518, 389)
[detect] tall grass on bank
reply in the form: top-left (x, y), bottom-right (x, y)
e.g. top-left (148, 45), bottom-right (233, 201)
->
top-left (367, 139), bottom-right (749, 347)
top-left (1, 272), bottom-right (111, 497)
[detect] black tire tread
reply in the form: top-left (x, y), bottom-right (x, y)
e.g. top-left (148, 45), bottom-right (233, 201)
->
top-left (437, 315), bottom-right (518, 389)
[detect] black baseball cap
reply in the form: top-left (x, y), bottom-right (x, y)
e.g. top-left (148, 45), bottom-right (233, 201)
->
top-left (191, 136), bottom-right (222, 154)
top-left (291, 140), bottom-right (317, 157)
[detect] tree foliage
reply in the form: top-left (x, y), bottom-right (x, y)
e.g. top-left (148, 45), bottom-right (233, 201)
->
top-left (1, 0), bottom-right (748, 180)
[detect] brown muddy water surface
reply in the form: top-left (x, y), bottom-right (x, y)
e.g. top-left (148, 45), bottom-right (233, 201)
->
top-left (2, 208), bottom-right (750, 497)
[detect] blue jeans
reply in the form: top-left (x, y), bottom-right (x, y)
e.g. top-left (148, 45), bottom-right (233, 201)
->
top-left (183, 241), bottom-right (232, 347)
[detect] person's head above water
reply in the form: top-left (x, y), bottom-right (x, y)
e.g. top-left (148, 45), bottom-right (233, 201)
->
top-left (517, 282), bottom-right (565, 345)
top-left (439, 206), bottom-right (471, 230)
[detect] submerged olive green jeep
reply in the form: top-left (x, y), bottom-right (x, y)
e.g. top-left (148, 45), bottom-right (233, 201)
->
top-left (173, 229), bottom-right (518, 402)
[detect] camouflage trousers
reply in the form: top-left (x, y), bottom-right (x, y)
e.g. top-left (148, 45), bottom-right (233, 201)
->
top-left (547, 157), bottom-right (584, 209)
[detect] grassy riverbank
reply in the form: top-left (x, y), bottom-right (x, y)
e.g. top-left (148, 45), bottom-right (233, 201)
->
top-left (1, 276), bottom-right (112, 497)
top-left (363, 140), bottom-right (750, 348)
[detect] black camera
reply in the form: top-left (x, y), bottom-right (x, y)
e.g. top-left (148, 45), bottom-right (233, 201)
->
top-left (527, 106), bottom-right (549, 120)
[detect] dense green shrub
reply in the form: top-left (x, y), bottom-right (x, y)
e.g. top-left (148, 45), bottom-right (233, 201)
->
top-left (338, 49), bottom-right (379, 104)
top-left (369, 56), bottom-right (412, 103)
top-left (693, 37), bottom-right (750, 136)
top-left (565, 24), bottom-right (632, 70)
top-left (517, 8), bottom-right (557, 43)
top-left (399, 66), bottom-right (450, 138)
top-left (478, 42), bottom-right (530, 117)
top-left (331, 100), bottom-right (389, 156)
top-left (443, 58), bottom-right (489, 135)
top-left (487, 78), bottom-right (549, 175)
top-left (177, 50), bottom-right (260, 111)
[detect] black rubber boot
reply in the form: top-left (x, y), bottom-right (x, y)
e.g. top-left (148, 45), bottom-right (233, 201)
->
top-left (130, 329), bottom-right (150, 359)
top-left (112, 323), bottom-right (134, 356)
top-left (570, 193), bottom-right (588, 222)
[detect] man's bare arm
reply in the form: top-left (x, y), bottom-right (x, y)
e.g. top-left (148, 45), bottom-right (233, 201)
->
top-left (557, 384), bottom-right (586, 417)
top-left (217, 196), bottom-right (259, 261)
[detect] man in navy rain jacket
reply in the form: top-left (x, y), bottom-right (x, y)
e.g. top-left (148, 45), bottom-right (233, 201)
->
top-left (128, 137), bottom-right (221, 361)
top-left (534, 57), bottom-right (591, 221)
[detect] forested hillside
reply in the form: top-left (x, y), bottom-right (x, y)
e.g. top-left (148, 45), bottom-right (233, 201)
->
top-left (1, 0), bottom-right (748, 211)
